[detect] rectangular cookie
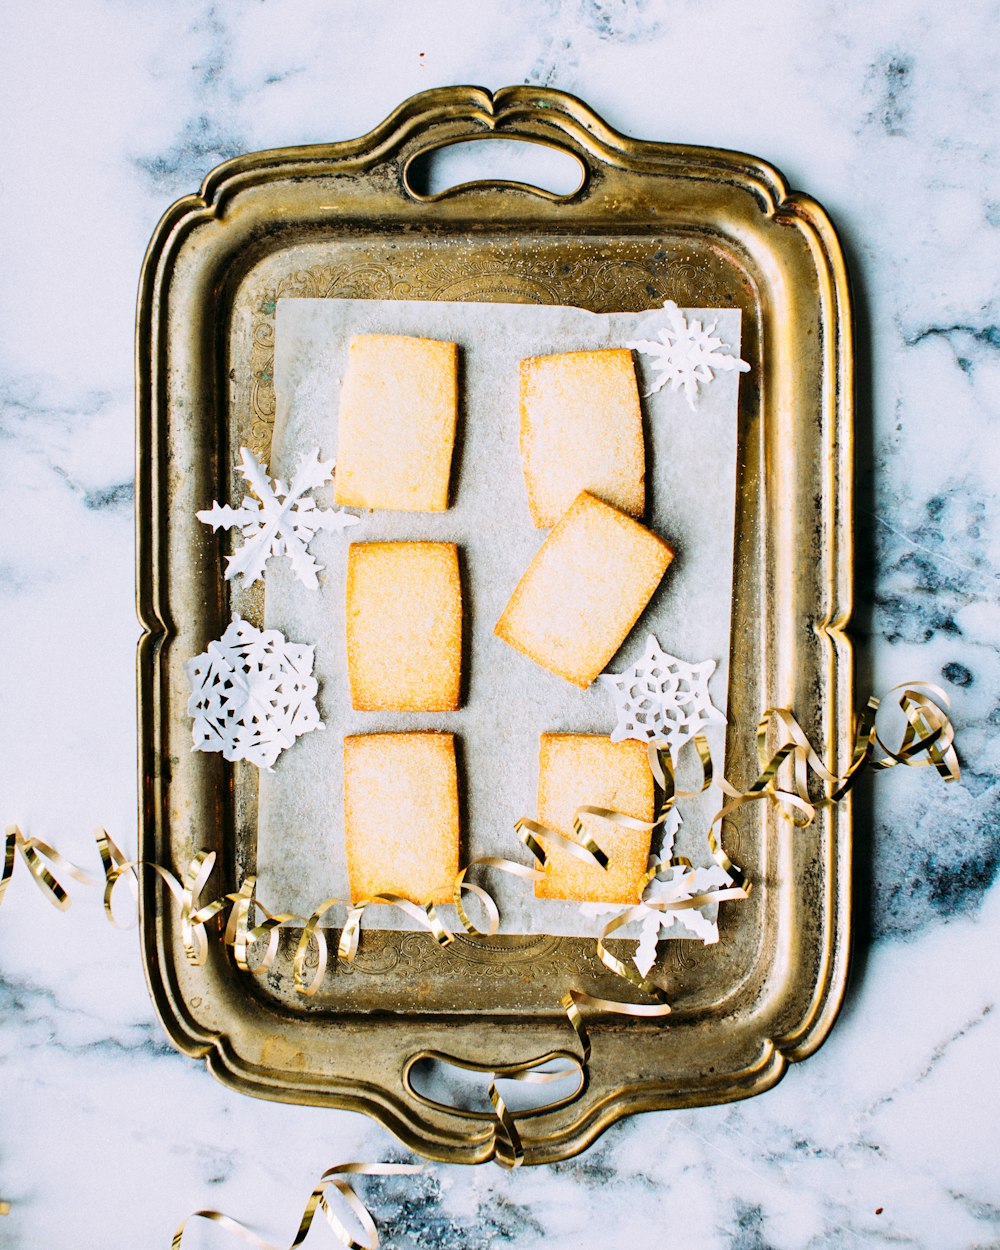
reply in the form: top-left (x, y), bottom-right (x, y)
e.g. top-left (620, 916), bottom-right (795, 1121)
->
top-left (534, 734), bottom-right (655, 904)
top-left (520, 348), bottom-right (645, 527)
top-left (494, 490), bottom-right (674, 688)
top-left (346, 542), bottom-right (462, 712)
top-left (343, 732), bottom-right (460, 905)
top-left (334, 334), bottom-right (458, 512)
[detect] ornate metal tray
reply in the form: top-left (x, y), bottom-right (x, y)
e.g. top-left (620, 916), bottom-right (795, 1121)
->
top-left (136, 85), bottom-right (853, 1165)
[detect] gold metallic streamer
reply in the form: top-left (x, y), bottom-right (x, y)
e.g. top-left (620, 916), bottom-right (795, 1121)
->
top-left (293, 897), bottom-right (344, 996)
top-left (224, 878), bottom-right (305, 977)
top-left (220, 883), bottom-right (453, 996)
top-left (872, 683), bottom-right (959, 779)
top-left (337, 894), bottom-right (453, 965)
top-left (0, 681), bottom-right (961, 1172)
top-left (91, 833), bottom-right (231, 969)
top-left (171, 1162), bottom-right (425, 1250)
top-left (645, 741), bottom-right (747, 887)
top-left (0, 824), bottom-right (96, 911)
top-left (1, 831), bottom-right (14, 905)
top-left (179, 851), bottom-right (231, 966)
top-left (223, 875), bottom-right (259, 969)
top-left (338, 903), bottom-right (366, 963)
top-left (452, 856), bottom-right (544, 938)
top-left (95, 827), bottom-right (139, 927)
top-left (488, 1077), bottom-right (526, 1168)
top-left (513, 746), bottom-right (750, 1005)
top-left (595, 905), bottom-right (674, 1001)
top-left (560, 987), bottom-right (673, 1068)
top-left (488, 1057), bottom-right (585, 1169)
top-left (486, 1056), bottom-right (587, 1168)
top-left (514, 816), bottom-right (610, 871)
top-left (636, 853), bottom-right (692, 894)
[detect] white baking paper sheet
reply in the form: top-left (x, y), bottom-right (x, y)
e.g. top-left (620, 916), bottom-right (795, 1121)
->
top-left (255, 298), bottom-right (744, 938)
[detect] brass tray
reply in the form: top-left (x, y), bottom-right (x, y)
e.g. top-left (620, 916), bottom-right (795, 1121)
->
top-left (136, 85), bottom-right (853, 1165)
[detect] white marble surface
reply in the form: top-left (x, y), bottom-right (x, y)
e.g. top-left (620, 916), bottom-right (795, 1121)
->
top-left (1, 2), bottom-right (998, 1247)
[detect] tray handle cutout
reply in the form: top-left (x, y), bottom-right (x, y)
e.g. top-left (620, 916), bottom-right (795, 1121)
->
top-left (403, 136), bottom-right (586, 202)
top-left (404, 1049), bottom-right (585, 1122)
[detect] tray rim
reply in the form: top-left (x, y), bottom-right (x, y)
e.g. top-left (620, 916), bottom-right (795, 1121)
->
top-left (135, 84), bottom-right (854, 1165)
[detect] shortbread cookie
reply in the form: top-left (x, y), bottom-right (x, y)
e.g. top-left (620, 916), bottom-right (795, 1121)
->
top-left (346, 542), bottom-right (462, 712)
top-left (343, 732), bottom-right (460, 905)
top-left (534, 734), bottom-right (654, 904)
top-left (494, 491), bottom-right (674, 688)
top-left (520, 348), bottom-right (645, 527)
top-left (334, 334), bottom-right (458, 512)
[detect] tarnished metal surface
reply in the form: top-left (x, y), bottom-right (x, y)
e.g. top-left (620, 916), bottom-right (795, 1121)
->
top-left (135, 85), bottom-right (853, 1165)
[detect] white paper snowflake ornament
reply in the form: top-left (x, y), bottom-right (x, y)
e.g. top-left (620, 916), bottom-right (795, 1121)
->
top-left (598, 634), bottom-right (725, 755)
top-left (628, 300), bottom-right (750, 410)
top-left (631, 862), bottom-right (730, 973)
top-left (186, 617), bottom-right (322, 771)
top-left (581, 808), bottom-right (727, 974)
top-left (197, 447), bottom-right (359, 589)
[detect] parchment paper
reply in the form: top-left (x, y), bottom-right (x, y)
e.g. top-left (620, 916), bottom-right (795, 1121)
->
top-left (256, 298), bottom-right (744, 936)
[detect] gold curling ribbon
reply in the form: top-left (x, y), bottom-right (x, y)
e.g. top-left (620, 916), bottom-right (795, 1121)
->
top-left (552, 734), bottom-right (751, 1011)
top-left (91, 830), bottom-right (230, 968)
top-left (230, 888), bottom-right (452, 995)
top-left (95, 827), bottom-right (139, 926)
top-left (488, 1077), bottom-right (525, 1168)
top-left (514, 816), bottom-right (609, 871)
top-left (223, 876), bottom-right (307, 980)
top-left (178, 851), bottom-right (232, 965)
top-left (338, 894), bottom-right (453, 965)
top-left (645, 735), bottom-right (748, 886)
top-left (515, 811), bottom-right (678, 1041)
top-left (452, 856), bottom-right (544, 937)
top-left (560, 986), bottom-right (674, 1068)
top-left (0, 824), bottom-right (96, 911)
top-left (223, 876), bottom-right (263, 969)
top-left (702, 682), bottom-right (959, 846)
top-left (595, 904), bottom-right (674, 1001)
top-left (486, 1056), bottom-right (586, 1169)
top-left (179, 682), bottom-right (956, 1000)
top-left (293, 896), bottom-right (342, 995)
top-left (557, 841), bottom-right (755, 1065)
top-left (0, 684), bottom-right (958, 1123)
top-left (171, 1162), bottom-right (425, 1250)
top-left (877, 683), bottom-right (959, 777)
top-left (220, 885), bottom-right (442, 998)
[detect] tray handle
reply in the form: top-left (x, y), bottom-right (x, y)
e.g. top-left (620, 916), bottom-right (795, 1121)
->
top-left (401, 1046), bottom-right (587, 1165)
top-left (402, 134), bottom-right (587, 203)
top-left (390, 85), bottom-right (637, 203)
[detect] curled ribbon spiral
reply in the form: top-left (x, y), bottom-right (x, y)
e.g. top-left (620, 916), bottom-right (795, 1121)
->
top-left (0, 684), bottom-right (960, 1178)
top-left (1, 824), bottom-right (97, 910)
top-left (171, 1162), bottom-right (425, 1250)
top-left (487, 1057), bottom-right (585, 1168)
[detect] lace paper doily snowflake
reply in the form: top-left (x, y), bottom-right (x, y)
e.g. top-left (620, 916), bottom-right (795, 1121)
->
top-left (628, 299), bottom-right (750, 410)
top-left (598, 634), bottom-right (725, 755)
top-left (186, 617), bottom-right (322, 771)
top-left (197, 447), bottom-right (359, 589)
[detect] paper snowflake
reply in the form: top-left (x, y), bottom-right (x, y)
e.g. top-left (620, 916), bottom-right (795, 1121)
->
top-left (628, 299), bottom-right (750, 410)
top-left (197, 447), bottom-right (359, 589)
top-left (631, 861), bottom-right (733, 970)
top-left (186, 617), bottom-right (322, 771)
top-left (598, 634), bottom-right (725, 754)
top-left (582, 810), bottom-right (730, 973)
